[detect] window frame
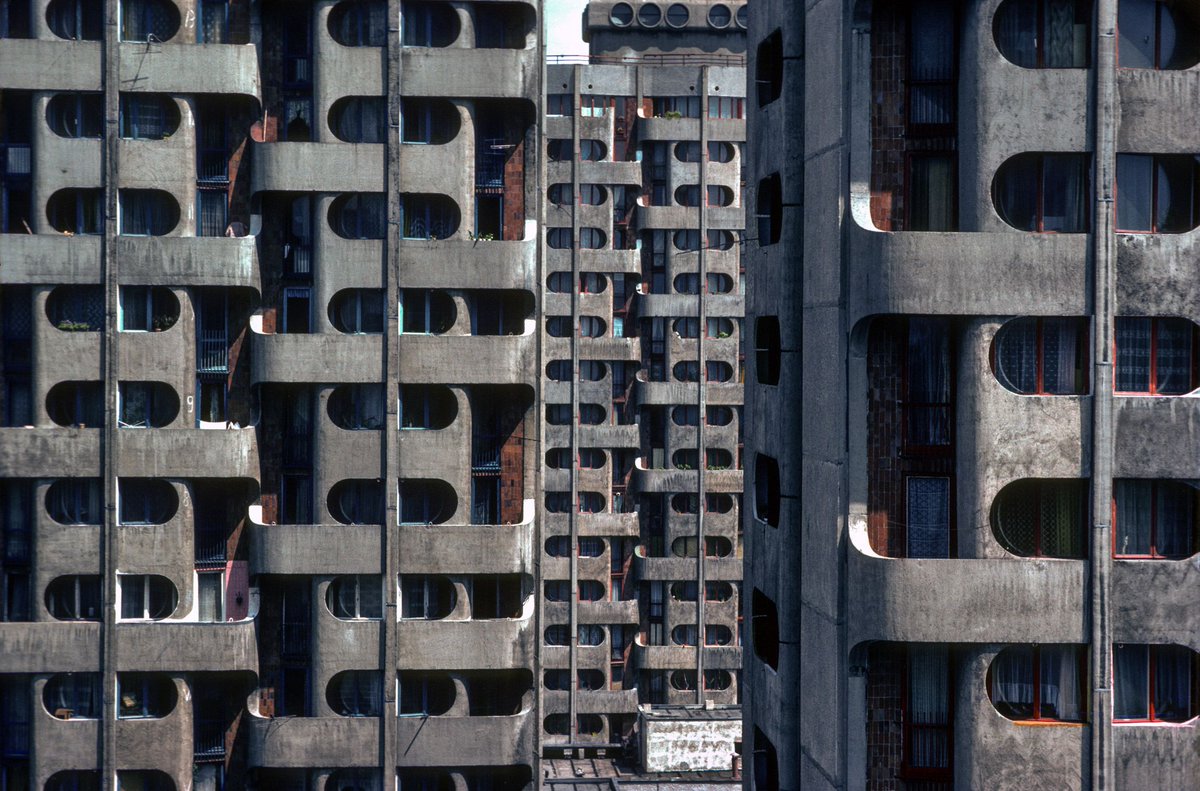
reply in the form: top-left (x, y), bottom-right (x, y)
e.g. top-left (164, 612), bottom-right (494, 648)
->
top-left (900, 645), bottom-right (954, 784)
top-left (988, 644), bottom-right (1088, 723)
top-left (1112, 479), bottom-right (1198, 559)
top-left (993, 479), bottom-right (1088, 559)
top-left (1114, 316), bottom-right (1198, 395)
top-left (992, 316), bottom-right (1090, 395)
top-left (1115, 153), bottom-right (1200, 234)
top-left (1113, 643), bottom-right (1198, 723)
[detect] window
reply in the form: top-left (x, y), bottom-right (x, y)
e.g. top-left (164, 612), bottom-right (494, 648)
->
top-left (1115, 317), bottom-right (1197, 395)
top-left (398, 479), bottom-right (455, 525)
top-left (47, 189), bottom-right (102, 235)
top-left (328, 480), bottom-right (384, 524)
top-left (756, 30), bottom-right (783, 107)
top-left (197, 571), bottom-right (224, 622)
top-left (118, 95), bottom-right (177, 140)
top-left (118, 382), bottom-right (178, 428)
top-left (401, 99), bottom-right (457, 144)
top-left (334, 193), bottom-right (386, 239)
top-left (400, 575), bottom-right (453, 620)
top-left (118, 478), bottom-right (177, 525)
top-left (47, 93), bottom-right (103, 138)
top-left (398, 673), bottom-right (454, 716)
top-left (579, 140), bottom-right (606, 161)
top-left (707, 97), bottom-right (744, 119)
top-left (400, 289), bottom-right (455, 335)
top-left (327, 575), bottom-right (383, 619)
top-left (989, 644), bottom-right (1085, 721)
top-left (401, 2), bottom-right (458, 47)
top-left (994, 0), bottom-right (1091, 68)
top-left (1116, 154), bottom-right (1200, 233)
top-left (283, 287), bottom-right (311, 334)
top-left (907, 476), bottom-right (951, 558)
top-left (755, 317), bottom-right (781, 385)
top-left (652, 96), bottom-right (700, 118)
top-left (903, 319), bottom-right (952, 450)
top-left (47, 0), bottom-right (101, 40)
top-left (751, 589), bottom-right (779, 670)
top-left (1114, 480), bottom-right (1198, 558)
top-left (44, 674), bottom-right (101, 719)
top-left (754, 454), bottom-right (780, 527)
top-left (708, 3), bottom-right (731, 27)
top-left (1114, 643), bottom-right (1197, 722)
top-left (544, 536), bottom-right (570, 557)
top-left (329, 671), bottom-right (381, 717)
top-left (329, 289), bottom-right (384, 334)
top-left (331, 97), bottom-right (386, 144)
top-left (119, 0), bottom-right (179, 42)
top-left (903, 645), bottom-right (953, 783)
top-left (1118, 0), bottom-right (1200, 69)
top-left (908, 153), bottom-right (957, 231)
top-left (119, 575), bottom-right (177, 620)
top-left (198, 0), bottom-right (230, 43)
top-left (119, 190), bottom-right (178, 236)
top-left (992, 317), bottom-right (1088, 395)
top-left (993, 479), bottom-right (1087, 558)
top-left (401, 194), bottom-right (458, 240)
top-left (46, 382), bottom-right (103, 427)
top-left (399, 386), bottom-right (457, 430)
top-left (328, 385), bottom-right (385, 430)
top-left (546, 94), bottom-right (572, 116)
top-left (119, 286), bottom-right (178, 332)
top-left (756, 174), bottom-right (781, 245)
top-left (994, 153), bottom-right (1090, 232)
top-left (45, 479), bottom-right (102, 525)
top-left (45, 575), bottom-right (100, 621)
top-left (329, 0), bottom-right (386, 46)
top-left (117, 674), bottom-right (175, 719)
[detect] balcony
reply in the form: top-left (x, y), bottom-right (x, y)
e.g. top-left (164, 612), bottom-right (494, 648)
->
top-left (0, 39), bottom-right (100, 90)
top-left (251, 142), bottom-right (384, 194)
top-left (115, 620), bottom-right (258, 672)
top-left (0, 428), bottom-right (99, 476)
top-left (114, 235), bottom-right (260, 288)
top-left (117, 43), bottom-right (259, 96)
top-left (1114, 397), bottom-right (1200, 479)
top-left (0, 621), bottom-right (100, 672)
top-left (117, 428), bottom-right (258, 479)
top-left (401, 48), bottom-right (536, 99)
top-left (251, 523), bottom-right (383, 575)
top-left (397, 524), bottom-right (531, 576)
top-left (394, 711), bottom-right (533, 767)
top-left (248, 715), bottom-right (379, 768)
top-left (396, 618), bottom-right (534, 671)
top-left (252, 332), bottom-right (383, 384)
top-left (397, 334), bottom-right (534, 386)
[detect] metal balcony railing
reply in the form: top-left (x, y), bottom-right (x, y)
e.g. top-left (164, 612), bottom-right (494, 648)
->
top-left (475, 138), bottom-right (507, 191)
top-left (284, 243), bottom-right (312, 277)
top-left (2, 145), bottom-right (31, 177)
top-left (197, 330), bottom-right (228, 374)
top-left (196, 151), bottom-right (229, 184)
top-left (193, 722), bottom-right (225, 759)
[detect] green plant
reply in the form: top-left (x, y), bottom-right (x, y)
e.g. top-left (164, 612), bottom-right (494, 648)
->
top-left (56, 319), bottom-right (91, 331)
top-left (663, 110), bottom-right (683, 120)
top-left (468, 231), bottom-right (496, 242)
top-left (152, 314), bottom-right (173, 331)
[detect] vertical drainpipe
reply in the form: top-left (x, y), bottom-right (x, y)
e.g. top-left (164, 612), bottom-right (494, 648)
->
top-left (695, 67), bottom-right (710, 706)
top-left (383, 0), bottom-right (402, 778)
top-left (100, 0), bottom-right (120, 786)
top-left (568, 63), bottom-right (582, 746)
top-left (1090, 2), bottom-right (1117, 789)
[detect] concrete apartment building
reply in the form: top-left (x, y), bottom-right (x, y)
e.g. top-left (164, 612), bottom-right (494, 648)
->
top-left (0, 0), bottom-right (543, 788)
top-left (541, 0), bottom-right (746, 753)
top-left (0, 0), bottom-right (750, 788)
top-left (743, 1), bottom-right (1200, 789)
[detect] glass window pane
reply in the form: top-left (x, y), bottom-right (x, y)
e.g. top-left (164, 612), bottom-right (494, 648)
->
top-left (1153, 645), bottom-right (1193, 721)
top-left (997, 156), bottom-right (1040, 230)
top-left (1042, 318), bottom-right (1084, 394)
top-left (1157, 156), bottom-right (1198, 233)
top-left (1042, 155), bottom-right (1087, 232)
top-left (1039, 646), bottom-right (1080, 720)
top-left (1116, 317), bottom-right (1152, 392)
top-left (1117, 154), bottom-right (1153, 231)
top-left (992, 647), bottom-right (1035, 719)
top-left (907, 477), bottom-right (950, 558)
top-left (1155, 318), bottom-right (1193, 394)
top-left (1118, 0), bottom-right (1158, 68)
top-left (1155, 482), bottom-right (1194, 558)
top-left (1115, 479), bottom-right (1153, 556)
top-left (909, 155), bottom-right (955, 231)
top-left (1114, 643), bottom-right (1149, 720)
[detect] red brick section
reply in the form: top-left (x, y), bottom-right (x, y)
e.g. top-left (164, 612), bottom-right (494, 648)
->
top-left (866, 645), bottom-right (904, 791)
top-left (870, 5), bottom-right (907, 231)
top-left (866, 318), bottom-right (954, 557)
top-left (501, 115), bottom-right (527, 241)
top-left (227, 291), bottom-right (254, 426)
top-left (499, 402), bottom-right (527, 525)
top-left (256, 392), bottom-right (282, 526)
top-left (227, 100), bottom-right (256, 230)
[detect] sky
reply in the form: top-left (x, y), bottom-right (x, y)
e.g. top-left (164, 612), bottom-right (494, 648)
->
top-left (544, 0), bottom-right (590, 57)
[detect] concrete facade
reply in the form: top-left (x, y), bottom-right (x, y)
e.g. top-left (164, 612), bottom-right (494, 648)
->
top-left (540, 0), bottom-right (745, 756)
top-left (0, 0), bottom-right (541, 788)
top-left (743, 1), bottom-right (1200, 789)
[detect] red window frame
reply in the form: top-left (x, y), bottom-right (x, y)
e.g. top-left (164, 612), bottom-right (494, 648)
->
top-left (1117, 0), bottom-right (1182, 70)
top-left (1112, 480), bottom-right (1199, 559)
top-left (1113, 644), bottom-right (1199, 723)
top-left (1113, 316), bottom-right (1199, 395)
top-left (993, 479), bottom-right (1088, 559)
top-left (900, 646), bottom-right (954, 784)
top-left (987, 645), bottom-right (1088, 723)
top-left (991, 317), bottom-right (1090, 395)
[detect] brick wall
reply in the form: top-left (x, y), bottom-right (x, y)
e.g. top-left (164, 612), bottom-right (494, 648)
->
top-left (867, 318), bottom-right (954, 557)
top-left (870, 5), bottom-right (907, 231)
top-left (866, 645), bottom-right (904, 791)
top-left (501, 115), bottom-right (527, 241)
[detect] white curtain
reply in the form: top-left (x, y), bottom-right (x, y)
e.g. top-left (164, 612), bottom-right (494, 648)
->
top-left (1154, 646), bottom-right (1193, 721)
top-left (996, 318), bottom-right (1039, 394)
top-left (1114, 643), bottom-right (1149, 720)
top-left (992, 647), bottom-right (1034, 718)
top-left (1040, 646), bottom-right (1080, 720)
